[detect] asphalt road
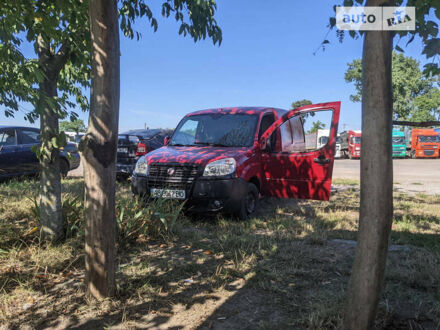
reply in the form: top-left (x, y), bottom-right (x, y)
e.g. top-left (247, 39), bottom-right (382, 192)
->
top-left (69, 158), bottom-right (440, 195)
top-left (333, 158), bottom-right (440, 195)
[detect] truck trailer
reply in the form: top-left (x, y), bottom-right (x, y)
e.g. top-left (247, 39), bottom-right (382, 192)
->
top-left (407, 129), bottom-right (439, 158)
top-left (340, 130), bottom-right (361, 159)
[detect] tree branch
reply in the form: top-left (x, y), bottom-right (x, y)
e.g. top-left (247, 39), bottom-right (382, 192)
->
top-left (36, 34), bottom-right (51, 64)
top-left (393, 120), bottom-right (440, 127)
top-left (53, 41), bottom-right (71, 73)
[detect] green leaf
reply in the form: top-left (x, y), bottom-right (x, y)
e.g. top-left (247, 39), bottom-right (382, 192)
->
top-left (395, 45), bottom-right (404, 53)
top-left (422, 38), bottom-right (440, 58)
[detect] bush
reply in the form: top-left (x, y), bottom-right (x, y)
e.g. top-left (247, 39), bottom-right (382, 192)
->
top-left (30, 190), bottom-right (185, 242)
top-left (116, 197), bottom-right (185, 241)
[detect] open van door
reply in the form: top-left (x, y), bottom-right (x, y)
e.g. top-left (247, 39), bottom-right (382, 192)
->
top-left (260, 101), bottom-right (340, 201)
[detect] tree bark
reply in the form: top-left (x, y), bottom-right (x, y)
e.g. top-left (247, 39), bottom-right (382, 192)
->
top-left (343, 2), bottom-right (394, 329)
top-left (36, 36), bottom-right (70, 242)
top-left (39, 76), bottom-right (63, 241)
top-left (83, 0), bottom-right (120, 299)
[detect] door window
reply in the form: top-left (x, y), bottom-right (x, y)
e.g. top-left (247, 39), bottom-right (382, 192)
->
top-left (302, 110), bottom-right (333, 151)
top-left (0, 129), bottom-right (17, 146)
top-left (20, 129), bottom-right (40, 144)
top-left (258, 113), bottom-right (275, 139)
top-left (278, 116), bottom-right (306, 153)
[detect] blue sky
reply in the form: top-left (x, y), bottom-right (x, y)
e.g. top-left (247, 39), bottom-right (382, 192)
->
top-left (1, 0), bottom-right (430, 132)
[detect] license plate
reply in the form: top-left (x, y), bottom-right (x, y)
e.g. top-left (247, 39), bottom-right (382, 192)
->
top-left (118, 147), bottom-right (128, 153)
top-left (150, 188), bottom-right (186, 199)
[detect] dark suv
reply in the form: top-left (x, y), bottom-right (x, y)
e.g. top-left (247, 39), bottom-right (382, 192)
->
top-left (0, 126), bottom-right (80, 179)
top-left (117, 129), bottom-right (169, 176)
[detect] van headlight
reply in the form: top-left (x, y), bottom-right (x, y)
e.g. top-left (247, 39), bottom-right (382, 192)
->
top-left (134, 156), bottom-right (148, 176)
top-left (203, 158), bottom-right (236, 176)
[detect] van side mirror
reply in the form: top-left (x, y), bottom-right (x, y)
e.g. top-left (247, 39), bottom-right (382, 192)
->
top-left (164, 136), bottom-right (170, 145)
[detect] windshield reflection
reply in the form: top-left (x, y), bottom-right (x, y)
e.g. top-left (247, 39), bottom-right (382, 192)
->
top-left (170, 113), bottom-right (259, 147)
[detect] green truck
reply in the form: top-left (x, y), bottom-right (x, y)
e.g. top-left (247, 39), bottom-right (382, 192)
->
top-left (392, 129), bottom-right (406, 158)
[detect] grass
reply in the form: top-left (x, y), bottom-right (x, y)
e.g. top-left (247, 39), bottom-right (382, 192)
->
top-left (332, 178), bottom-right (360, 186)
top-left (0, 177), bottom-right (439, 328)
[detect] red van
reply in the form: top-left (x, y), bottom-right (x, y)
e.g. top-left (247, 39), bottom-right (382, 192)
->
top-left (131, 102), bottom-right (340, 218)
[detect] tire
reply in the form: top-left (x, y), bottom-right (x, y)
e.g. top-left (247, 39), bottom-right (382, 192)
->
top-left (235, 183), bottom-right (259, 220)
top-left (60, 159), bottom-right (70, 178)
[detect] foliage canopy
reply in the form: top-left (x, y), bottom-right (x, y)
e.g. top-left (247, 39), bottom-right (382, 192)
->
top-left (345, 52), bottom-right (440, 121)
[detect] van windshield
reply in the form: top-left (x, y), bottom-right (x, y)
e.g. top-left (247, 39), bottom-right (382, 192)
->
top-left (170, 113), bottom-right (259, 147)
top-left (392, 137), bottom-right (405, 144)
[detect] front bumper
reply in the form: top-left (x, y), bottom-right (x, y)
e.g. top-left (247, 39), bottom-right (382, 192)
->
top-left (416, 149), bottom-right (439, 158)
top-left (392, 151), bottom-right (406, 157)
top-left (131, 174), bottom-right (248, 214)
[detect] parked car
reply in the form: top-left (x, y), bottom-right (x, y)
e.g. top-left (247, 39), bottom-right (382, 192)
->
top-left (131, 102), bottom-right (340, 219)
top-left (65, 132), bottom-right (85, 147)
top-left (117, 129), bottom-right (169, 176)
top-left (0, 126), bottom-right (80, 179)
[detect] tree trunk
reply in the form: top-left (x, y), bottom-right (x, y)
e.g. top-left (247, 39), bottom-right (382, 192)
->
top-left (83, 0), bottom-right (120, 299)
top-left (39, 77), bottom-right (63, 241)
top-left (343, 2), bottom-right (394, 329)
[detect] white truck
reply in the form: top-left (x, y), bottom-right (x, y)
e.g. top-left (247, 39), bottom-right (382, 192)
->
top-left (305, 129), bottom-right (330, 151)
top-left (335, 134), bottom-right (342, 158)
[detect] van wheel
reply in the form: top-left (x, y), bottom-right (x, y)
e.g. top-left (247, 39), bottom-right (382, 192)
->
top-left (60, 159), bottom-right (70, 178)
top-left (236, 183), bottom-right (258, 220)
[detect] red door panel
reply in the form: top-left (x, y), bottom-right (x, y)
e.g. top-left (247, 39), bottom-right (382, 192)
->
top-left (260, 101), bottom-right (341, 201)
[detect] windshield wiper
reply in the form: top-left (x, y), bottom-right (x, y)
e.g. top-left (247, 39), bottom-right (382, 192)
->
top-left (194, 142), bottom-right (230, 147)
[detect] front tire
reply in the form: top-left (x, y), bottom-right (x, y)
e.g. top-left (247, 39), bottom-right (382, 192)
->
top-left (235, 183), bottom-right (258, 220)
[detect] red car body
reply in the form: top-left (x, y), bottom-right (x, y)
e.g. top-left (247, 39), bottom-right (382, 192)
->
top-left (131, 102), bottom-right (341, 217)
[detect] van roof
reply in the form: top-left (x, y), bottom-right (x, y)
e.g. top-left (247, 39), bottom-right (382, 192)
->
top-left (186, 107), bottom-right (287, 117)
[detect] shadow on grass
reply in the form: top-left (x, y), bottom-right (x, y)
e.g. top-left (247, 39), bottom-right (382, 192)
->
top-left (2, 192), bottom-right (440, 329)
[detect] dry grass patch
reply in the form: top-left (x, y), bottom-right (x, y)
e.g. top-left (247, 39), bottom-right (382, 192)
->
top-left (0, 177), bottom-right (439, 329)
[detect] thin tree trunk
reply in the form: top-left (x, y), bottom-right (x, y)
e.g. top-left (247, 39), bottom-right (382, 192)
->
top-left (36, 36), bottom-right (71, 242)
top-left (343, 2), bottom-right (394, 329)
top-left (39, 77), bottom-right (63, 241)
top-left (83, 0), bottom-right (120, 299)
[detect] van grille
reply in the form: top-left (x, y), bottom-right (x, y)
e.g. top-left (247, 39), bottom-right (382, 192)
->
top-left (148, 163), bottom-right (200, 190)
top-left (423, 150), bottom-right (434, 156)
